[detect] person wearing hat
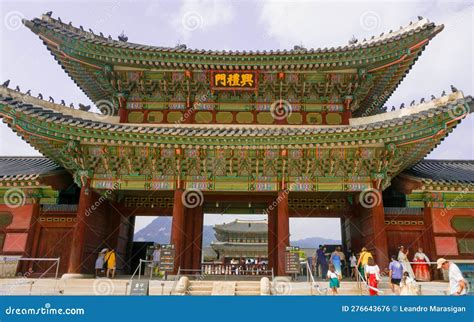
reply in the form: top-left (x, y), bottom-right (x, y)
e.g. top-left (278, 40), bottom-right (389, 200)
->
top-left (437, 258), bottom-right (467, 295)
top-left (95, 248), bottom-right (108, 278)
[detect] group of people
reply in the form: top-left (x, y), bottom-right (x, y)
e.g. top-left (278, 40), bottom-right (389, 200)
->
top-left (317, 245), bottom-right (468, 296)
top-left (94, 248), bottom-right (116, 279)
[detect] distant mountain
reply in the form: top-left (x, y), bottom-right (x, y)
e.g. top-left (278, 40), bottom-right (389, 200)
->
top-left (134, 217), bottom-right (172, 244)
top-left (134, 217), bottom-right (215, 246)
top-left (290, 237), bottom-right (341, 248)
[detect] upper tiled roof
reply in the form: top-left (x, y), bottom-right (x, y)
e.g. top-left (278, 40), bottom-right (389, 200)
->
top-left (403, 159), bottom-right (474, 184)
top-left (23, 15), bottom-right (441, 56)
top-left (0, 156), bottom-right (62, 181)
top-left (214, 220), bottom-right (268, 233)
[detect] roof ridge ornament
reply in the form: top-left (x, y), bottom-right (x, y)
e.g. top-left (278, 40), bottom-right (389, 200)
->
top-left (118, 31), bottom-right (128, 42)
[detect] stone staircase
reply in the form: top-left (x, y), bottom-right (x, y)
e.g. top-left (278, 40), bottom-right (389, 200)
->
top-left (186, 280), bottom-right (261, 296)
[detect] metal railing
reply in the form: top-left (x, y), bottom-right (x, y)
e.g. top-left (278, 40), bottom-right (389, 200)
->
top-left (306, 261), bottom-right (328, 295)
top-left (169, 267), bottom-right (181, 295)
top-left (0, 257), bottom-right (61, 295)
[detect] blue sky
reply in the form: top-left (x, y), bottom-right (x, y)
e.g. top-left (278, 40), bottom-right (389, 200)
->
top-left (0, 0), bottom-right (472, 238)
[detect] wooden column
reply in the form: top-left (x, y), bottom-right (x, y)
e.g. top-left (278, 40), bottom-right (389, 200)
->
top-left (277, 190), bottom-right (290, 276)
top-left (370, 193), bottom-right (389, 270)
top-left (183, 207), bottom-right (195, 270)
top-left (192, 206), bottom-right (204, 270)
top-left (67, 181), bottom-right (92, 273)
top-left (267, 207), bottom-right (278, 274)
top-left (22, 199), bottom-right (41, 272)
top-left (422, 203), bottom-right (437, 280)
top-left (171, 189), bottom-right (185, 273)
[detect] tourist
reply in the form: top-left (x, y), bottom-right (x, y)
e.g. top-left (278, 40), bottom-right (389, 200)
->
top-left (104, 248), bottom-right (116, 279)
top-left (397, 246), bottom-right (414, 278)
top-left (349, 252), bottom-right (357, 280)
top-left (400, 271), bottom-right (419, 295)
top-left (356, 247), bottom-right (373, 281)
top-left (437, 258), bottom-right (467, 295)
top-left (365, 257), bottom-right (380, 296)
top-left (388, 255), bottom-right (403, 295)
top-left (330, 246), bottom-right (344, 276)
top-left (327, 264), bottom-right (340, 295)
top-left (413, 247), bottom-right (430, 281)
top-left (152, 244), bottom-right (161, 277)
top-left (94, 248), bottom-right (107, 278)
top-left (316, 245), bottom-right (328, 279)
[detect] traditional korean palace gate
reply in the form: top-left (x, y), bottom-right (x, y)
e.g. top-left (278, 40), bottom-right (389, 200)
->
top-left (0, 14), bottom-right (473, 277)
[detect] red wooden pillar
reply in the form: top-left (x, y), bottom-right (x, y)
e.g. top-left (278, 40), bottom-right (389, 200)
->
top-left (171, 189), bottom-right (185, 273)
top-left (183, 207), bottom-right (195, 270)
top-left (192, 206), bottom-right (204, 271)
top-left (67, 180), bottom-right (93, 273)
top-left (423, 203), bottom-right (437, 280)
top-left (370, 193), bottom-right (389, 270)
top-left (277, 190), bottom-right (290, 276)
top-left (267, 207), bottom-right (278, 274)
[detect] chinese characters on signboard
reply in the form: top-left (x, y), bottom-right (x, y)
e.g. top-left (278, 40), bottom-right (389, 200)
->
top-left (211, 71), bottom-right (258, 90)
top-left (285, 246), bottom-right (301, 274)
top-left (159, 244), bottom-right (175, 272)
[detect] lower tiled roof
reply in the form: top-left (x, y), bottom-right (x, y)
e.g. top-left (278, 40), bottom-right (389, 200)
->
top-left (403, 159), bottom-right (474, 184)
top-left (0, 156), bottom-right (61, 181)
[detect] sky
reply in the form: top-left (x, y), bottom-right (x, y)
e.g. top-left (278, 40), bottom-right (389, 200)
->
top-left (0, 0), bottom-right (472, 238)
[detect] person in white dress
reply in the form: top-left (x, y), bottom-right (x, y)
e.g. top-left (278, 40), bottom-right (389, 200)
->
top-left (400, 271), bottom-right (419, 295)
top-left (397, 246), bottom-right (415, 278)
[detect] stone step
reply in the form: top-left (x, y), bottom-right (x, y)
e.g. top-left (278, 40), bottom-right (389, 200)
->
top-left (236, 290), bottom-right (260, 296)
top-left (187, 290), bottom-right (212, 296)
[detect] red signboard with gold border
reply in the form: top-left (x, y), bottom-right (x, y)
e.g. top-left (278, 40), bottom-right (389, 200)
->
top-left (210, 70), bottom-right (258, 91)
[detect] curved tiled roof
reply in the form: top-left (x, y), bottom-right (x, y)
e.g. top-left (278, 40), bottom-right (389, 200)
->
top-left (23, 15), bottom-right (440, 56)
top-left (404, 159), bottom-right (474, 184)
top-left (0, 156), bottom-right (61, 181)
top-left (0, 86), bottom-right (471, 139)
top-left (214, 220), bottom-right (267, 233)
top-left (20, 13), bottom-right (444, 116)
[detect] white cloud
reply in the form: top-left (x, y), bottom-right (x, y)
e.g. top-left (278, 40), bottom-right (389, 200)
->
top-left (174, 0), bottom-right (235, 41)
top-left (259, 0), bottom-right (473, 159)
